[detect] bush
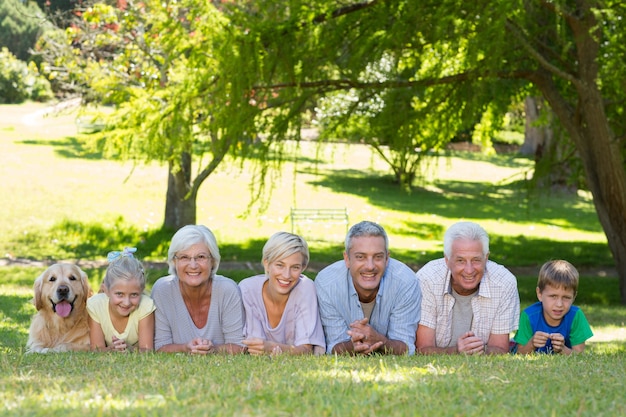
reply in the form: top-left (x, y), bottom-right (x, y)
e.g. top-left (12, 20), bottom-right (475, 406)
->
top-left (0, 47), bottom-right (53, 104)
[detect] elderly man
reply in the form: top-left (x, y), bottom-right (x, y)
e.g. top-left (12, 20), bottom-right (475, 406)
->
top-left (315, 221), bottom-right (421, 355)
top-left (416, 221), bottom-right (520, 354)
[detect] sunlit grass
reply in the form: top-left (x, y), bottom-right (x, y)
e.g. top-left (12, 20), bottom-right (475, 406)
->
top-left (1, 352), bottom-right (625, 416)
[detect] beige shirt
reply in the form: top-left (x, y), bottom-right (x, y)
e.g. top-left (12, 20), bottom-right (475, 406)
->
top-left (416, 258), bottom-right (520, 348)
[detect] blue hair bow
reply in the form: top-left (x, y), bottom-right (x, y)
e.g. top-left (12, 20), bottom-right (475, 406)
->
top-left (107, 247), bottom-right (137, 263)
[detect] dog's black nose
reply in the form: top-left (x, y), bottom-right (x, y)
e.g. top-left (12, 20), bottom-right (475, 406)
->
top-left (57, 285), bottom-right (69, 299)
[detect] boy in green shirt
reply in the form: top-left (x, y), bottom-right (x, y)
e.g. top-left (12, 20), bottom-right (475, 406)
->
top-left (513, 260), bottom-right (593, 354)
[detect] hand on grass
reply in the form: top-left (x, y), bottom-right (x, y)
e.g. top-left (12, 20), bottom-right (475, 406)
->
top-left (549, 333), bottom-right (565, 353)
top-left (348, 318), bottom-right (384, 355)
top-left (187, 338), bottom-right (214, 355)
top-left (530, 331), bottom-right (551, 350)
top-left (111, 336), bottom-right (128, 353)
top-left (457, 332), bottom-right (485, 355)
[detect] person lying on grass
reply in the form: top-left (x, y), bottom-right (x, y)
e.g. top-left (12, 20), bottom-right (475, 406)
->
top-left (88, 247), bottom-right (155, 352)
top-left (152, 225), bottom-right (246, 354)
top-left (416, 221), bottom-right (520, 355)
top-left (513, 259), bottom-right (593, 355)
top-left (315, 221), bottom-right (421, 355)
top-left (239, 232), bottom-right (325, 355)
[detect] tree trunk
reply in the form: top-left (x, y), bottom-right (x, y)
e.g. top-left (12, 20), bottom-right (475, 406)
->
top-left (533, 74), bottom-right (626, 304)
top-left (526, 4), bottom-right (626, 303)
top-left (163, 151), bottom-right (197, 231)
top-left (528, 100), bottom-right (578, 194)
top-left (520, 96), bottom-right (543, 156)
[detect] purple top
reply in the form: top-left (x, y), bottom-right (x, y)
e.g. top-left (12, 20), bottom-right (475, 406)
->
top-left (239, 274), bottom-right (326, 354)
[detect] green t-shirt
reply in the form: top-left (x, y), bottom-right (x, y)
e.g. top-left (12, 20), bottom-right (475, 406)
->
top-left (514, 302), bottom-right (593, 349)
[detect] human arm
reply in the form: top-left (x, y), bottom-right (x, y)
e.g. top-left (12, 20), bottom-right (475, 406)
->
top-left (484, 332), bottom-right (511, 354)
top-left (88, 315), bottom-right (108, 351)
top-left (547, 333), bottom-right (586, 354)
top-left (213, 278), bottom-right (246, 354)
top-left (315, 273), bottom-right (353, 354)
top-left (564, 308), bottom-right (593, 354)
top-left (88, 316), bottom-right (130, 352)
top-left (378, 266), bottom-right (421, 355)
top-left (136, 312), bottom-right (155, 352)
top-left (516, 330), bottom-right (550, 354)
top-left (416, 325), bottom-right (485, 355)
top-left (243, 337), bottom-right (313, 355)
top-left (348, 318), bottom-right (406, 355)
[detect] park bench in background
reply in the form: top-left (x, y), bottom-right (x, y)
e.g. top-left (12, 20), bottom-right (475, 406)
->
top-left (290, 208), bottom-right (349, 238)
top-left (75, 115), bottom-right (106, 134)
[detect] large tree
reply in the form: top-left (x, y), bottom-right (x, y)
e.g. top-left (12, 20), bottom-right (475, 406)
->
top-left (227, 0), bottom-right (626, 303)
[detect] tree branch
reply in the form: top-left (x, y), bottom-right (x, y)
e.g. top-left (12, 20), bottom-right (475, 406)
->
top-left (253, 69), bottom-right (533, 94)
top-left (504, 18), bottom-right (579, 86)
top-left (311, 0), bottom-right (381, 24)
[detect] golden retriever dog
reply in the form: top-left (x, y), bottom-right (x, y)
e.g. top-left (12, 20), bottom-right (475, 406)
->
top-left (26, 263), bottom-right (93, 353)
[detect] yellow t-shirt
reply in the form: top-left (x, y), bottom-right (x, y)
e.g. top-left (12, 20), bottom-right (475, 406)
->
top-left (87, 293), bottom-right (155, 347)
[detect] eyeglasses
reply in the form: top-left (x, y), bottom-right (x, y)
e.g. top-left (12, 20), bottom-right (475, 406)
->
top-left (174, 254), bottom-right (212, 265)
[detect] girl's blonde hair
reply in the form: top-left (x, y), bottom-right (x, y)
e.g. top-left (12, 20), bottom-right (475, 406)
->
top-left (104, 252), bottom-right (146, 291)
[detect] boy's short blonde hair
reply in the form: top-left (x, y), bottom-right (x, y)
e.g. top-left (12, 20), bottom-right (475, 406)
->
top-left (537, 259), bottom-right (579, 294)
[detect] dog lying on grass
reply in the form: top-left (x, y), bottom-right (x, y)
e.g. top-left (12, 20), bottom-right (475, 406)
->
top-left (26, 263), bottom-right (93, 353)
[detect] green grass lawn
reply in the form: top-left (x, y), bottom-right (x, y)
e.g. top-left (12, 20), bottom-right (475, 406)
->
top-left (1, 103), bottom-right (625, 417)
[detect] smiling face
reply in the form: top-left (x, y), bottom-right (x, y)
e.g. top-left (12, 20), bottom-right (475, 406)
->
top-left (537, 284), bottom-right (575, 326)
top-left (105, 278), bottom-right (143, 319)
top-left (344, 235), bottom-right (389, 302)
top-left (264, 251), bottom-right (305, 296)
top-left (174, 243), bottom-right (213, 288)
top-left (445, 238), bottom-right (488, 296)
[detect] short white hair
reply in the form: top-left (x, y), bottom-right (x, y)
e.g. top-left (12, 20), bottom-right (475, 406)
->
top-left (443, 221), bottom-right (489, 258)
top-left (167, 225), bottom-right (221, 278)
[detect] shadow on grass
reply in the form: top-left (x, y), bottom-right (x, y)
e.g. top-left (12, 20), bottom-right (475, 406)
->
top-left (21, 135), bottom-right (326, 166)
top-left (5, 217), bottom-right (175, 263)
top-left (442, 149), bottom-right (533, 169)
top-left (20, 137), bottom-right (105, 160)
top-left (306, 170), bottom-right (601, 234)
top-left (4, 214), bottom-right (613, 275)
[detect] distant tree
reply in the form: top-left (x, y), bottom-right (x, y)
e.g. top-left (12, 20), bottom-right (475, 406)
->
top-left (0, 0), bottom-right (47, 61)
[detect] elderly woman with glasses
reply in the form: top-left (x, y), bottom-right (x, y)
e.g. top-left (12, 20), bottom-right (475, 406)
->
top-left (151, 225), bottom-right (245, 354)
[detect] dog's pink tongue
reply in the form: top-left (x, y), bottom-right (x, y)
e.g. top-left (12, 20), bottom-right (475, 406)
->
top-left (56, 301), bottom-right (72, 318)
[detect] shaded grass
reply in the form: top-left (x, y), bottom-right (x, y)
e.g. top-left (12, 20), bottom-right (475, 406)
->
top-left (3, 217), bottom-right (613, 271)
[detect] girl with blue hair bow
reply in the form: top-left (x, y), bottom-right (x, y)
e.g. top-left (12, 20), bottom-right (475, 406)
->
top-left (87, 247), bottom-right (156, 352)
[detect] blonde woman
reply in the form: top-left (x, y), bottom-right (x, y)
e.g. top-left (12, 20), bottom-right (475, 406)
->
top-left (239, 232), bottom-right (325, 355)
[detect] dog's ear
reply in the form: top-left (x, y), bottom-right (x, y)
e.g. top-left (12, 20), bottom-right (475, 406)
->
top-left (33, 270), bottom-right (46, 310)
top-left (79, 268), bottom-right (93, 299)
